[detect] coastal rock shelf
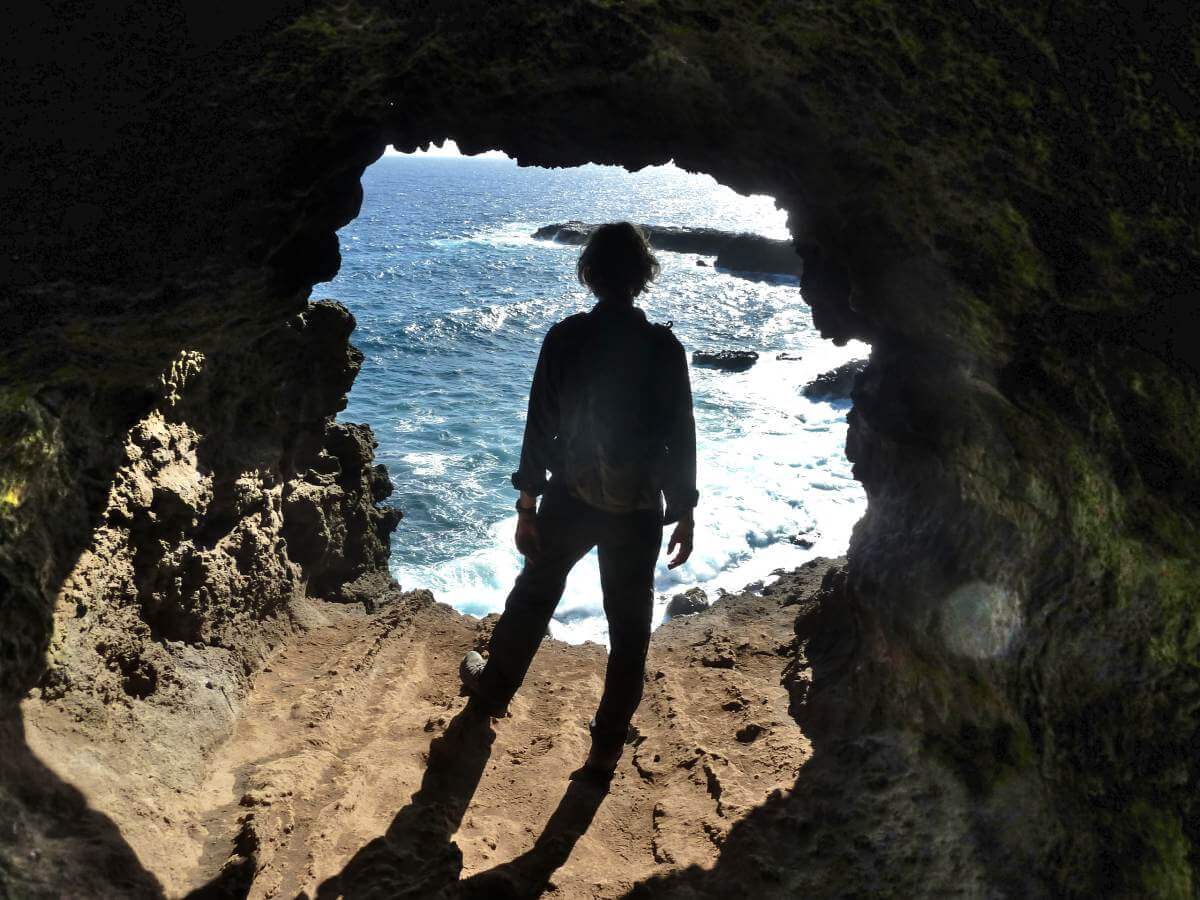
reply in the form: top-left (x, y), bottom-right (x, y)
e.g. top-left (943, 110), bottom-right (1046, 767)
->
top-left (4, 3), bottom-right (1197, 898)
top-left (692, 349), bottom-right (760, 371)
top-left (533, 221), bottom-right (803, 278)
top-left (802, 359), bottom-right (868, 401)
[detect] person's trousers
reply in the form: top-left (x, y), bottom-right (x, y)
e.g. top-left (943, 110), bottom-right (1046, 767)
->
top-left (477, 484), bottom-right (663, 751)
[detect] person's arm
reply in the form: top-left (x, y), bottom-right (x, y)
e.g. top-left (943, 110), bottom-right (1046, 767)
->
top-left (515, 489), bottom-right (541, 558)
top-left (662, 337), bottom-right (698, 568)
top-left (510, 327), bottom-right (559, 500)
top-left (511, 328), bottom-right (558, 557)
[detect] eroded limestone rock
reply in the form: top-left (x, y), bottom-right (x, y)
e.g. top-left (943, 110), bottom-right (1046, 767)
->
top-left (30, 300), bottom-right (399, 764)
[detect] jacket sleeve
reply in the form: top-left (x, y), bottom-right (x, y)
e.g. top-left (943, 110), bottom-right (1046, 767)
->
top-left (510, 326), bottom-right (559, 496)
top-left (662, 336), bottom-right (699, 525)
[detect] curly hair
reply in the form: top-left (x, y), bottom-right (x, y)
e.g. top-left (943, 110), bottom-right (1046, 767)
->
top-left (576, 222), bottom-right (661, 302)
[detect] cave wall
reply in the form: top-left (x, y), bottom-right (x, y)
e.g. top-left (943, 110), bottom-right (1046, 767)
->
top-left (32, 300), bottom-right (399, 709)
top-left (2, 1), bottom-right (1197, 895)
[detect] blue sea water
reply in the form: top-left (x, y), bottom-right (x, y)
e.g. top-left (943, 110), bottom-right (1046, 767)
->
top-left (320, 150), bottom-right (868, 643)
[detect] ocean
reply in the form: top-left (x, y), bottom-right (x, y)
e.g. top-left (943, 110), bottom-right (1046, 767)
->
top-left (320, 149), bottom-right (868, 644)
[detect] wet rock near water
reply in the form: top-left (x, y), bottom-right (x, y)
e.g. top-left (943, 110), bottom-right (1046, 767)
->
top-left (665, 587), bottom-right (710, 618)
top-left (801, 359), bottom-right (867, 401)
top-left (692, 350), bottom-right (759, 372)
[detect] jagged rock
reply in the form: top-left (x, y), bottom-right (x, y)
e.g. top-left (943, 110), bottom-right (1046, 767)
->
top-left (801, 359), bottom-right (868, 401)
top-left (713, 233), bottom-right (802, 277)
top-left (533, 221), bottom-right (802, 277)
top-left (666, 587), bottom-right (710, 618)
top-left (282, 421), bottom-right (402, 602)
top-left (692, 350), bottom-right (759, 372)
top-left (735, 723), bottom-right (764, 743)
top-left (7, 299), bottom-right (400, 833)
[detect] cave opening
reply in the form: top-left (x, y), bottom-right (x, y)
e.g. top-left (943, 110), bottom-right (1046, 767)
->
top-left (319, 139), bottom-right (870, 643)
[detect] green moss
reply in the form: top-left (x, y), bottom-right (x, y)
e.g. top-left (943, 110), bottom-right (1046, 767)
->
top-left (1138, 498), bottom-right (1200, 558)
top-left (1146, 558), bottom-right (1200, 668)
top-left (1061, 442), bottom-right (1123, 548)
top-left (1171, 118), bottom-right (1198, 159)
top-left (1107, 210), bottom-right (1133, 250)
top-left (0, 390), bottom-right (59, 521)
top-left (989, 201), bottom-right (1050, 292)
top-left (1007, 90), bottom-right (1033, 111)
top-left (1029, 134), bottom-right (1052, 165)
top-left (1127, 801), bottom-right (1194, 899)
top-left (925, 714), bottom-right (1036, 798)
top-left (285, 14), bottom-right (340, 41)
top-left (896, 28), bottom-right (923, 61)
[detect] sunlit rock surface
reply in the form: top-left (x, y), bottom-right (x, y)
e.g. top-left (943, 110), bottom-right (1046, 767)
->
top-left (2, 2), bottom-right (1197, 897)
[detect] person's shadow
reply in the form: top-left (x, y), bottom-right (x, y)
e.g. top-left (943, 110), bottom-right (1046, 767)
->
top-left (313, 700), bottom-right (608, 899)
top-left (457, 777), bottom-right (608, 899)
top-left (313, 700), bottom-right (496, 899)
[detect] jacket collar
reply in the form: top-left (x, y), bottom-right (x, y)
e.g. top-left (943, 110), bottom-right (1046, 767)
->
top-left (591, 297), bottom-right (644, 319)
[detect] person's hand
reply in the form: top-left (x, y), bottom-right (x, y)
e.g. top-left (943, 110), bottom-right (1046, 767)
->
top-left (667, 515), bottom-right (693, 569)
top-left (515, 511), bottom-right (541, 558)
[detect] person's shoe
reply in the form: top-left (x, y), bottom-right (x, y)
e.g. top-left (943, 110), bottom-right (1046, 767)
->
top-left (574, 717), bottom-right (624, 782)
top-left (459, 651), bottom-right (507, 717)
top-left (460, 650), bottom-right (486, 690)
top-left (571, 741), bottom-right (622, 785)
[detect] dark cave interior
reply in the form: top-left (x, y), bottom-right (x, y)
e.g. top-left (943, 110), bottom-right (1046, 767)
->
top-left (1, 2), bottom-right (1197, 896)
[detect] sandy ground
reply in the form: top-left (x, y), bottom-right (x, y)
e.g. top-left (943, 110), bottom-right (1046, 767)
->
top-left (19, 564), bottom-right (830, 899)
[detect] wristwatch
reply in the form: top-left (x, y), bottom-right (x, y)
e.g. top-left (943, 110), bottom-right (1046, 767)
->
top-left (516, 499), bottom-right (536, 514)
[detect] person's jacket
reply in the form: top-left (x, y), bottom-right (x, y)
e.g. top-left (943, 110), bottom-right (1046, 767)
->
top-left (510, 298), bottom-right (699, 524)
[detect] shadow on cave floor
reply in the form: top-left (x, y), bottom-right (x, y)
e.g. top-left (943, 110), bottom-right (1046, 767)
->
top-left (0, 713), bottom-right (165, 899)
top-left (308, 700), bottom-right (498, 899)
top-left (301, 700), bottom-right (608, 900)
top-left (455, 779), bottom-right (608, 899)
top-left (616, 573), bottom-right (1046, 900)
top-left (297, 570), bottom-right (906, 900)
top-left (182, 699), bottom-right (501, 900)
top-left (190, 563), bottom-right (934, 900)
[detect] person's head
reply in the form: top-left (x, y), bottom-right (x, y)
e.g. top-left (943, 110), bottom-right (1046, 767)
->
top-left (576, 222), bottom-right (660, 303)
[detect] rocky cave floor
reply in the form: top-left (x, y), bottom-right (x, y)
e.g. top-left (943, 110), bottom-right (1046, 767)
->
top-left (12, 561), bottom-right (869, 899)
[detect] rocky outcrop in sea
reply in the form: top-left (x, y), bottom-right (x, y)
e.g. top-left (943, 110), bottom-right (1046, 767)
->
top-left (665, 586), bottom-right (710, 618)
top-left (533, 221), bottom-right (802, 278)
top-left (692, 349), bottom-right (759, 371)
top-left (802, 359), bottom-right (868, 401)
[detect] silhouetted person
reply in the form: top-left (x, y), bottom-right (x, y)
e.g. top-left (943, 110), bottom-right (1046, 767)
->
top-left (461, 221), bottom-right (698, 779)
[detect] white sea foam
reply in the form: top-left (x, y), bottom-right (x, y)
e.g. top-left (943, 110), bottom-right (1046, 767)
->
top-left (393, 343), bottom-right (869, 646)
top-left (437, 222), bottom-right (546, 249)
top-left (400, 452), bottom-right (450, 477)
